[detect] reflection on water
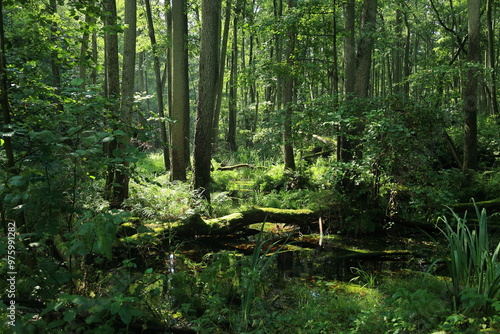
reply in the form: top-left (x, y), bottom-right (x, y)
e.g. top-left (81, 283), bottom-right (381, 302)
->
top-left (274, 233), bottom-right (441, 281)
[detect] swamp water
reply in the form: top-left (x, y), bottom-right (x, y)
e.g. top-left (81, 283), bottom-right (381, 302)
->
top-left (182, 231), bottom-right (445, 282)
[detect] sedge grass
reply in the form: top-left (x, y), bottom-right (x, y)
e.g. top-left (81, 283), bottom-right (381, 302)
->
top-left (438, 202), bottom-right (500, 313)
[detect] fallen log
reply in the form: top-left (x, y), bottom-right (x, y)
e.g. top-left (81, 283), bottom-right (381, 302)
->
top-left (164, 207), bottom-right (319, 238)
top-left (303, 149), bottom-right (334, 161)
top-left (217, 164), bottom-right (266, 171)
top-left (205, 207), bottom-right (318, 234)
top-left (452, 198), bottom-right (500, 213)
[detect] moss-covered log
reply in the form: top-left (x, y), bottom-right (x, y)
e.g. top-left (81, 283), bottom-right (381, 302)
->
top-left (205, 207), bottom-right (318, 234)
top-left (452, 198), bottom-right (500, 213)
top-left (169, 207), bottom-right (318, 237)
top-left (120, 207), bottom-right (320, 242)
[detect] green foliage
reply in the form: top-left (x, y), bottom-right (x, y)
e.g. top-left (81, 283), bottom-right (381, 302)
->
top-left (438, 204), bottom-right (500, 314)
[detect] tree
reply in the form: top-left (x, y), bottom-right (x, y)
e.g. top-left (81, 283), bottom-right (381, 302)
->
top-left (227, 7), bottom-right (238, 152)
top-left (212, 0), bottom-right (232, 148)
top-left (115, 0), bottom-right (137, 203)
top-left (102, 0), bottom-right (124, 207)
top-left (282, 0), bottom-right (296, 171)
top-left (145, 0), bottom-right (170, 173)
top-left (462, 0), bottom-right (480, 171)
top-left (170, 0), bottom-right (190, 181)
top-left (486, 0), bottom-right (498, 115)
top-left (354, 0), bottom-right (377, 99)
top-left (193, 0), bottom-right (221, 201)
top-left (340, 0), bottom-right (377, 162)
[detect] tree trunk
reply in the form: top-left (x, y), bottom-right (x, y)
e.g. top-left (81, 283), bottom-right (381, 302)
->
top-left (212, 0), bottom-right (231, 148)
top-left (145, 0), bottom-right (170, 173)
top-left (112, 0), bottom-right (137, 205)
top-left (103, 0), bottom-right (122, 207)
top-left (227, 14), bottom-right (238, 152)
top-left (462, 0), bottom-right (480, 172)
top-left (49, 0), bottom-right (62, 111)
top-left (486, 0), bottom-right (499, 115)
top-left (78, 14), bottom-right (93, 90)
top-left (354, 0), bottom-right (377, 99)
top-left (393, 9), bottom-right (402, 93)
top-left (170, 0), bottom-right (190, 180)
top-left (283, 0), bottom-right (296, 171)
top-left (91, 29), bottom-right (98, 85)
top-left (0, 0), bottom-right (14, 172)
top-left (339, 0), bottom-right (355, 162)
top-left (121, 0), bottom-right (136, 129)
top-left (193, 0), bottom-right (221, 202)
top-left (403, 11), bottom-right (411, 95)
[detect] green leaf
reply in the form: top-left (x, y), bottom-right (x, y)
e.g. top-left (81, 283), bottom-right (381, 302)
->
top-left (109, 301), bottom-right (121, 315)
top-left (48, 319), bottom-right (66, 329)
top-left (70, 78), bottom-right (84, 86)
top-left (8, 175), bottom-right (27, 188)
top-left (102, 136), bottom-right (115, 143)
top-left (0, 138), bottom-right (4, 146)
top-left (118, 307), bottom-right (132, 325)
top-left (63, 309), bottom-right (77, 322)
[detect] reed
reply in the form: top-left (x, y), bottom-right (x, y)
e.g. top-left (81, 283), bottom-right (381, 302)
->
top-left (240, 221), bottom-right (289, 329)
top-left (438, 203), bottom-right (500, 313)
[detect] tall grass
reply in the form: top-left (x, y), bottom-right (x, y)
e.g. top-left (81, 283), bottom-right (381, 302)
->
top-left (239, 222), bottom-right (289, 330)
top-left (438, 203), bottom-right (500, 313)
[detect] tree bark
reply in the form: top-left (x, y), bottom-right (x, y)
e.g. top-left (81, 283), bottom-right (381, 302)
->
top-left (145, 0), bottom-right (170, 173)
top-left (462, 0), bottom-right (480, 172)
top-left (121, 0), bottom-right (136, 129)
top-left (212, 0), bottom-right (231, 148)
top-left (78, 14), bottom-right (93, 90)
top-left (0, 0), bottom-right (14, 172)
top-left (193, 0), bottom-right (221, 201)
top-left (354, 0), bottom-right (377, 99)
top-left (170, 0), bottom-right (190, 180)
top-left (49, 0), bottom-right (63, 111)
top-left (103, 0), bottom-right (123, 207)
top-left (486, 0), bottom-right (499, 115)
top-left (114, 0), bottom-right (137, 204)
top-left (283, 0), bottom-right (296, 171)
top-left (227, 13), bottom-right (238, 152)
top-left (339, 0), bottom-right (355, 162)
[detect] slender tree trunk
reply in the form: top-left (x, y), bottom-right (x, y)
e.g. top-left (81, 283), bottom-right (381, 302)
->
top-left (339, 0), bottom-right (355, 162)
top-left (393, 9), bottom-right (402, 93)
top-left (403, 11), bottom-right (411, 95)
top-left (193, 0), bottom-right (220, 202)
top-left (463, 0), bottom-right (480, 171)
top-left (486, 0), bottom-right (499, 115)
top-left (354, 0), bottom-right (377, 99)
top-left (91, 30), bottom-right (98, 85)
top-left (49, 0), bottom-right (63, 111)
top-left (145, 0), bottom-right (170, 172)
top-left (112, 0), bottom-right (137, 205)
top-left (170, 0), bottom-right (190, 180)
top-left (283, 0), bottom-right (296, 171)
top-left (79, 14), bottom-right (93, 90)
top-left (343, 0), bottom-right (355, 96)
top-left (0, 0), bottom-right (14, 172)
top-left (275, 0), bottom-right (283, 112)
top-left (121, 0), bottom-right (136, 130)
top-left (212, 0), bottom-right (231, 148)
top-left (332, 0), bottom-right (339, 98)
top-left (227, 14), bottom-right (238, 152)
top-left (103, 0), bottom-right (122, 206)
top-left (170, 0), bottom-right (189, 181)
